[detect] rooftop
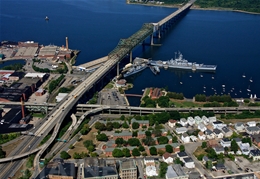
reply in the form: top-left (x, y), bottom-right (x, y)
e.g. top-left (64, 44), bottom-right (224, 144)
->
top-left (120, 159), bottom-right (136, 170)
top-left (84, 166), bottom-right (117, 178)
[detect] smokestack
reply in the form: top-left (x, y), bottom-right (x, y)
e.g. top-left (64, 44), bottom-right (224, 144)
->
top-left (20, 97), bottom-right (25, 118)
top-left (66, 37), bottom-right (69, 50)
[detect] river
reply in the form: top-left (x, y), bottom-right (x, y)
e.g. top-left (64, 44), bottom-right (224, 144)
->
top-left (1, 0), bottom-right (260, 106)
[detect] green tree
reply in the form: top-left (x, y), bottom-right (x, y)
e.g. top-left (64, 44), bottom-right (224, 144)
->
top-left (122, 148), bottom-right (131, 157)
top-left (174, 157), bottom-right (183, 165)
top-left (122, 121), bottom-right (129, 129)
top-left (231, 140), bottom-right (239, 153)
top-left (132, 148), bottom-right (141, 156)
top-left (115, 138), bottom-right (124, 146)
top-left (157, 96), bottom-right (170, 107)
top-left (96, 133), bottom-right (108, 141)
top-left (201, 141), bottom-right (207, 148)
top-left (165, 145), bottom-right (173, 153)
top-left (197, 154), bottom-right (204, 161)
top-left (60, 151), bottom-right (71, 159)
top-left (128, 138), bottom-right (141, 146)
top-left (94, 122), bottom-right (106, 131)
top-left (242, 137), bottom-right (252, 146)
top-left (206, 161), bottom-right (213, 170)
top-left (106, 122), bottom-right (114, 131)
top-left (172, 136), bottom-right (178, 143)
top-left (113, 122), bottom-right (121, 129)
top-left (157, 136), bottom-right (169, 145)
top-left (180, 145), bottom-right (185, 152)
top-left (132, 122), bottom-right (140, 129)
top-left (112, 149), bottom-right (124, 157)
top-left (132, 131), bottom-right (138, 137)
top-left (0, 146), bottom-right (6, 158)
top-left (159, 162), bottom-right (168, 178)
top-left (142, 136), bottom-right (155, 146)
top-left (149, 147), bottom-right (157, 155)
top-left (145, 131), bottom-right (152, 137)
top-left (139, 146), bottom-right (145, 152)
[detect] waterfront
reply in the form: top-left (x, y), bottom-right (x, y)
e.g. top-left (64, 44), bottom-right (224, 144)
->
top-left (1, 0), bottom-right (260, 106)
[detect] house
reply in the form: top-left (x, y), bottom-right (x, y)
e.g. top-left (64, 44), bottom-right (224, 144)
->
top-left (249, 149), bottom-right (260, 161)
top-left (194, 116), bottom-right (203, 125)
top-left (146, 165), bottom-right (158, 177)
top-left (233, 138), bottom-right (242, 146)
top-left (212, 121), bottom-right (226, 130)
top-left (247, 121), bottom-right (256, 127)
top-left (180, 118), bottom-right (188, 127)
top-left (235, 122), bottom-right (245, 131)
top-left (166, 164), bottom-right (189, 179)
top-left (198, 131), bottom-right (206, 140)
top-left (213, 146), bottom-right (225, 154)
top-left (245, 126), bottom-right (260, 135)
top-left (202, 116), bottom-right (208, 125)
top-left (221, 126), bottom-right (233, 138)
top-left (181, 133), bottom-right (190, 143)
top-left (208, 116), bottom-right (217, 124)
top-left (251, 134), bottom-right (260, 148)
top-left (239, 143), bottom-right (250, 155)
top-left (163, 152), bottom-right (174, 164)
top-left (187, 117), bottom-right (195, 126)
top-left (213, 128), bottom-right (224, 139)
top-left (138, 131), bottom-right (146, 139)
top-left (177, 152), bottom-right (188, 159)
top-left (190, 135), bottom-right (197, 142)
top-left (149, 88), bottom-right (162, 100)
top-left (168, 119), bottom-right (177, 128)
top-left (220, 138), bottom-right (231, 148)
top-left (207, 139), bottom-right (219, 148)
top-left (198, 123), bottom-right (207, 132)
top-left (206, 124), bottom-right (214, 131)
top-left (215, 163), bottom-right (226, 170)
top-left (131, 118), bottom-right (149, 128)
top-left (183, 157), bottom-right (195, 168)
top-left (205, 129), bottom-right (215, 139)
top-left (202, 156), bottom-right (211, 165)
top-left (175, 127), bottom-right (188, 134)
top-left (113, 131), bottom-right (132, 140)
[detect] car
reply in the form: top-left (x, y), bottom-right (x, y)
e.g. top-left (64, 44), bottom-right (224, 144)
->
top-left (238, 167), bottom-right (242, 171)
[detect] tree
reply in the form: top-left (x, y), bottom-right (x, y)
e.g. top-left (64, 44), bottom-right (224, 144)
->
top-left (112, 149), bottom-right (124, 157)
top-left (96, 133), bottom-right (108, 141)
top-left (197, 154), bottom-right (204, 161)
top-left (206, 147), bottom-right (217, 160)
top-left (132, 122), bottom-right (140, 129)
top-left (122, 121), bottom-right (129, 129)
top-left (122, 148), bottom-right (131, 157)
top-left (165, 145), bottom-right (173, 153)
top-left (242, 137), bottom-right (252, 146)
top-left (157, 96), bottom-right (170, 107)
top-left (113, 122), bottom-right (121, 129)
top-left (174, 157), bottom-right (183, 165)
top-left (231, 139), bottom-right (239, 153)
top-left (149, 147), bottom-right (157, 155)
top-left (132, 148), bottom-right (141, 156)
top-left (145, 131), bottom-right (152, 137)
top-left (106, 122), bottom-right (114, 131)
top-left (132, 131), bottom-right (138, 137)
top-left (206, 161), bottom-right (213, 170)
top-left (172, 136), bottom-right (178, 143)
top-left (139, 146), bottom-right (145, 152)
top-left (60, 151), bottom-right (71, 159)
top-left (180, 145), bottom-right (185, 152)
top-left (158, 149), bottom-right (165, 156)
top-left (159, 162), bottom-right (168, 178)
top-left (0, 146), bottom-right (6, 158)
top-left (83, 140), bottom-right (94, 148)
top-left (115, 138), bottom-right (124, 146)
top-left (142, 136), bottom-right (155, 146)
top-left (157, 136), bottom-right (169, 145)
top-left (95, 122), bottom-right (106, 131)
top-left (128, 138), bottom-right (141, 146)
top-left (152, 129), bottom-right (162, 137)
top-left (201, 141), bottom-right (207, 148)
top-left (120, 115), bottom-right (125, 121)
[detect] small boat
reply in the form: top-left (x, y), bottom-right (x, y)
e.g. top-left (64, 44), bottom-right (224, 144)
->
top-left (142, 89), bottom-right (145, 92)
top-left (250, 78), bottom-right (253, 82)
top-left (242, 74), bottom-right (246, 78)
top-left (222, 85), bottom-right (225, 88)
top-left (203, 90), bottom-right (206, 93)
top-left (200, 74), bottom-right (203, 78)
top-left (45, 16), bottom-right (49, 21)
top-left (189, 75), bottom-right (192, 78)
top-left (235, 93), bottom-right (237, 95)
top-left (212, 76), bottom-right (214, 79)
top-left (247, 89), bottom-right (251, 92)
top-left (203, 86), bottom-right (206, 89)
top-left (239, 90), bottom-right (242, 93)
top-left (180, 82), bottom-right (183, 85)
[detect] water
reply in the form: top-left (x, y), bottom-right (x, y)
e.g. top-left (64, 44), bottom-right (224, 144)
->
top-left (1, 0), bottom-right (260, 106)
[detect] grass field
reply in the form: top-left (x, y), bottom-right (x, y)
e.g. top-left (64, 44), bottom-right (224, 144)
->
top-left (171, 99), bottom-right (203, 108)
top-left (193, 146), bottom-right (207, 158)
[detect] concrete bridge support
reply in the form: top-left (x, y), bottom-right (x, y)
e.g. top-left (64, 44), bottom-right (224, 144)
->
top-left (150, 34), bottom-right (154, 45)
top-left (117, 62), bottom-right (120, 77)
top-left (130, 51), bottom-right (133, 63)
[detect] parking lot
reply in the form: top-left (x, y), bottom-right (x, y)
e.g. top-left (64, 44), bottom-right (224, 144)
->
top-left (98, 89), bottom-right (127, 106)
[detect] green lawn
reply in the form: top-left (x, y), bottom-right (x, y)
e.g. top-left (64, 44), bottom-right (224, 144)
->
top-left (172, 100), bottom-right (203, 108)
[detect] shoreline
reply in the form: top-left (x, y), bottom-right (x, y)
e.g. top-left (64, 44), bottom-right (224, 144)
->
top-left (127, 1), bottom-right (260, 15)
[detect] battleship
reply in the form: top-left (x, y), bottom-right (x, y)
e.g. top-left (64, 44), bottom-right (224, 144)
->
top-left (149, 52), bottom-right (217, 71)
top-left (123, 63), bottom-right (147, 77)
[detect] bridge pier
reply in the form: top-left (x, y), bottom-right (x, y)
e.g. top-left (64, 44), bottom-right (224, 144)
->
top-left (117, 62), bottom-right (120, 77)
top-left (150, 34), bottom-right (154, 46)
top-left (129, 51), bottom-right (133, 63)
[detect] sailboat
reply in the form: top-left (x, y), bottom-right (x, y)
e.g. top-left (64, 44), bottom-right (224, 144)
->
top-left (45, 16), bottom-right (49, 21)
top-left (249, 77), bottom-right (253, 82)
top-left (242, 73), bottom-right (246, 78)
top-left (247, 85), bottom-right (251, 92)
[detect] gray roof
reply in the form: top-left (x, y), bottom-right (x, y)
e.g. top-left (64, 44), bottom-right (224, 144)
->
top-left (221, 138), bottom-right (231, 142)
top-left (182, 132), bottom-right (189, 137)
top-left (166, 166), bottom-right (178, 178)
top-left (214, 146), bottom-right (224, 152)
top-left (246, 126), bottom-right (260, 132)
top-left (177, 151), bottom-right (188, 157)
top-left (120, 159), bottom-right (136, 170)
top-left (213, 128), bottom-right (222, 134)
top-left (250, 149), bottom-right (260, 156)
top-left (183, 157), bottom-right (193, 163)
top-left (205, 129), bottom-right (213, 135)
top-left (131, 118), bottom-right (149, 124)
top-left (222, 126), bottom-right (231, 133)
top-left (84, 166), bottom-right (117, 178)
top-left (113, 131), bottom-right (132, 137)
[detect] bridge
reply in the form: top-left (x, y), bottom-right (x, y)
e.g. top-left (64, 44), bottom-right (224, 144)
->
top-left (0, 1), bottom-right (196, 177)
top-left (125, 94), bottom-right (143, 97)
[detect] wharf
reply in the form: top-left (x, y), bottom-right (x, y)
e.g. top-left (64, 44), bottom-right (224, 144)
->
top-left (74, 56), bottom-right (108, 69)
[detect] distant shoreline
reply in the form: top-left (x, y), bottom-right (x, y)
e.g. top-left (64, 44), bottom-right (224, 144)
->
top-left (127, 1), bottom-right (260, 15)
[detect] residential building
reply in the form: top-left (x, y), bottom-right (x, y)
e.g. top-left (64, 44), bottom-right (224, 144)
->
top-left (221, 126), bottom-right (233, 138)
top-left (187, 116), bottom-right (195, 126)
top-left (251, 134), bottom-right (260, 148)
top-left (119, 159), bottom-right (137, 179)
top-left (183, 157), bottom-right (195, 168)
top-left (202, 156), bottom-right (211, 165)
top-left (213, 128), bottom-right (224, 139)
top-left (214, 146), bottom-right (225, 154)
top-left (175, 127), bottom-right (188, 134)
top-left (198, 131), bottom-right (206, 140)
top-left (180, 118), bottom-right (188, 127)
top-left (181, 133), bottom-right (190, 143)
top-left (190, 135), bottom-right (197, 142)
top-left (131, 118), bottom-right (149, 128)
top-left (198, 123), bottom-right (207, 132)
top-left (247, 121), bottom-right (256, 127)
top-left (149, 88), bottom-right (162, 100)
top-left (166, 164), bottom-right (189, 179)
top-left (220, 138), bottom-right (231, 148)
top-left (168, 119), bottom-right (177, 128)
top-left (194, 116), bottom-right (203, 125)
top-left (208, 116), bottom-right (217, 124)
top-left (163, 152), bottom-right (174, 164)
top-left (207, 139), bottom-right (219, 148)
top-left (35, 158), bottom-right (76, 179)
top-left (212, 121), bottom-right (226, 130)
top-left (235, 122), bottom-right (245, 131)
top-left (177, 152), bottom-right (188, 159)
top-left (113, 131), bottom-right (132, 140)
top-left (83, 158), bottom-right (118, 179)
top-left (250, 149), bottom-right (260, 161)
top-left (233, 138), bottom-right (242, 146)
top-left (205, 129), bottom-right (215, 139)
top-left (239, 143), bottom-right (250, 155)
top-left (202, 116), bottom-right (208, 125)
top-left (246, 126), bottom-right (260, 135)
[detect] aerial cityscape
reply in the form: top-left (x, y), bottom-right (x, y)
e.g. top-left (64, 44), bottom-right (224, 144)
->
top-left (0, 0), bottom-right (260, 179)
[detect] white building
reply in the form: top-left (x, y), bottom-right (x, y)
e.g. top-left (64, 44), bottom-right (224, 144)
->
top-left (163, 152), bottom-right (173, 164)
top-left (249, 149), bottom-right (260, 161)
top-left (247, 121), bottom-right (256, 127)
top-left (146, 165), bottom-right (158, 177)
top-left (221, 126), bottom-right (233, 138)
top-left (208, 116), bottom-right (217, 124)
top-left (190, 135), bottom-right (197, 142)
top-left (239, 143), bottom-right (250, 155)
top-left (213, 129), bottom-right (224, 139)
top-left (202, 116), bottom-right (208, 125)
top-left (205, 129), bottom-right (215, 140)
top-left (198, 131), bottom-right (206, 140)
top-left (245, 126), bottom-right (260, 135)
top-left (175, 127), bottom-right (188, 134)
top-left (168, 119), bottom-right (177, 128)
top-left (235, 122), bottom-right (245, 131)
top-left (214, 146), bottom-right (225, 154)
top-left (212, 121), bottom-right (227, 130)
top-left (194, 116), bottom-right (203, 125)
top-left (187, 117), bottom-right (195, 126)
top-left (198, 123), bottom-right (207, 132)
top-left (183, 157), bottom-right (195, 169)
top-left (166, 164), bottom-right (189, 179)
top-left (181, 133), bottom-right (190, 143)
top-left (144, 157), bottom-right (155, 165)
top-left (220, 138), bottom-right (231, 148)
top-left (180, 118), bottom-right (188, 127)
